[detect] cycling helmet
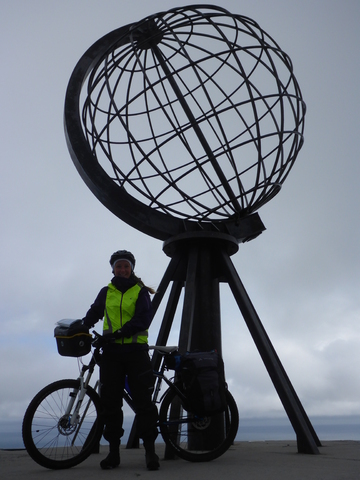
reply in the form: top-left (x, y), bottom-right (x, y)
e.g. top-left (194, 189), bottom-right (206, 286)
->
top-left (109, 250), bottom-right (136, 271)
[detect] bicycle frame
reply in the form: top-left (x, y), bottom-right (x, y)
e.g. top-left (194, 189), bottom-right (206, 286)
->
top-left (68, 344), bottom-right (182, 419)
top-left (68, 342), bottom-right (208, 443)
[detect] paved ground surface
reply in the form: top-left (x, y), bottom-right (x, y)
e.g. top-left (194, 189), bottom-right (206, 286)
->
top-left (1, 441), bottom-right (359, 479)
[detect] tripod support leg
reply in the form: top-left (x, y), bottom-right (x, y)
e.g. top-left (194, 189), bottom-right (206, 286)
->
top-left (219, 249), bottom-right (321, 454)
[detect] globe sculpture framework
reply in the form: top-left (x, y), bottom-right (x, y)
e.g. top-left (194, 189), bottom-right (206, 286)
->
top-left (65, 4), bottom-right (305, 241)
top-left (64, 5), bottom-right (319, 455)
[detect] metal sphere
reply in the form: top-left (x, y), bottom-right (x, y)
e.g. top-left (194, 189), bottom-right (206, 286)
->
top-left (65, 5), bottom-right (305, 241)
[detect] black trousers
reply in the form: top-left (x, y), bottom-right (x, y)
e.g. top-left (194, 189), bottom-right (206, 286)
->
top-left (99, 346), bottom-right (158, 444)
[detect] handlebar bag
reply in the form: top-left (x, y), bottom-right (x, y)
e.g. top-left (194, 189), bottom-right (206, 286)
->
top-left (54, 319), bottom-right (92, 357)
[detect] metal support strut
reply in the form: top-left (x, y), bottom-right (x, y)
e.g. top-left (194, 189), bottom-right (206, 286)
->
top-left (128, 230), bottom-right (321, 454)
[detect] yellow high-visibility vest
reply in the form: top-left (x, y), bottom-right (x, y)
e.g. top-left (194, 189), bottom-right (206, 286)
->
top-left (103, 282), bottom-right (148, 344)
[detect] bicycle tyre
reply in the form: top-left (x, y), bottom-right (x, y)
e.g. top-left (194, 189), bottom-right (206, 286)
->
top-left (22, 379), bottom-right (103, 469)
top-left (159, 387), bottom-right (239, 462)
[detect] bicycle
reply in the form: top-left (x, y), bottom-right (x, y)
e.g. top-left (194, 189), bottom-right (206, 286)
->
top-left (22, 330), bottom-right (239, 470)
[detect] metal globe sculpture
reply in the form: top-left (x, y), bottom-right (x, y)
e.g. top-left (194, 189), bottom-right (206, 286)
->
top-left (64, 5), bottom-right (320, 456)
top-left (64, 4), bottom-right (305, 241)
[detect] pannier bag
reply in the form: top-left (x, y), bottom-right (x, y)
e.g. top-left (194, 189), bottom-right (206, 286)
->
top-left (54, 319), bottom-right (92, 357)
top-left (178, 351), bottom-right (227, 416)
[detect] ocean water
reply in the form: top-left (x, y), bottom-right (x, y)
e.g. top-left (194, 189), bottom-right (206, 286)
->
top-left (1, 415), bottom-right (359, 450)
top-left (236, 416), bottom-right (360, 442)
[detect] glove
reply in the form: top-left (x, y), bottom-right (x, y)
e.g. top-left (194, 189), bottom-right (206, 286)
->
top-left (113, 329), bottom-right (123, 339)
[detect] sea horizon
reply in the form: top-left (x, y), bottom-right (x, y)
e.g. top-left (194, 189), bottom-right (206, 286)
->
top-left (1, 415), bottom-right (359, 450)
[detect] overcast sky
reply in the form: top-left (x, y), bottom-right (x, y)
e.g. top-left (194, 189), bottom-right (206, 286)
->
top-left (1, 0), bottom-right (359, 442)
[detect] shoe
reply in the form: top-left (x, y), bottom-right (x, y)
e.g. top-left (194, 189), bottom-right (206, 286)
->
top-left (146, 452), bottom-right (160, 470)
top-left (100, 452), bottom-right (120, 470)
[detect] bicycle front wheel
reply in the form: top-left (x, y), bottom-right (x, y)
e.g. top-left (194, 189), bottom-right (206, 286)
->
top-left (22, 379), bottom-right (103, 469)
top-left (159, 388), bottom-right (239, 462)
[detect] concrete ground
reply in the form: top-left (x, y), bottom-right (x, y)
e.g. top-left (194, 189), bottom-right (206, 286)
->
top-left (1, 441), bottom-right (359, 480)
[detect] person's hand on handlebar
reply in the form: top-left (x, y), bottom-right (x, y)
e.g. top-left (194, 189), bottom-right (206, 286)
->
top-left (92, 330), bottom-right (123, 348)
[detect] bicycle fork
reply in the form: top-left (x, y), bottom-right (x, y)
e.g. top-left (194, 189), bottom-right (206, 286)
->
top-left (63, 367), bottom-right (96, 445)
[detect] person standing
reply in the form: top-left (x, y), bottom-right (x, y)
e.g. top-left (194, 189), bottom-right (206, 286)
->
top-left (83, 250), bottom-right (159, 470)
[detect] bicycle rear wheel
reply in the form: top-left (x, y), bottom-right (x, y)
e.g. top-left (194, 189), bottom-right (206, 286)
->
top-left (22, 379), bottom-right (103, 469)
top-left (159, 387), bottom-right (239, 462)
